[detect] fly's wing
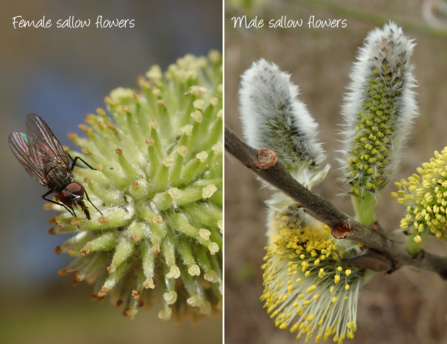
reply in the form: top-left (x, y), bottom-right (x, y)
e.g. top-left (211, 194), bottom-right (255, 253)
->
top-left (8, 132), bottom-right (48, 186)
top-left (25, 113), bottom-right (70, 168)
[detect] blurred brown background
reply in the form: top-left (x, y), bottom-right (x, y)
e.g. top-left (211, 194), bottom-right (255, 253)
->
top-left (0, 1), bottom-right (222, 343)
top-left (225, 1), bottom-right (447, 343)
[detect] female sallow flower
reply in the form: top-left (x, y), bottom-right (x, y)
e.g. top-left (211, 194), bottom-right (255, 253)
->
top-left (261, 206), bottom-right (364, 343)
top-left (47, 51), bottom-right (223, 321)
top-left (340, 22), bottom-right (418, 225)
top-left (391, 147), bottom-right (447, 248)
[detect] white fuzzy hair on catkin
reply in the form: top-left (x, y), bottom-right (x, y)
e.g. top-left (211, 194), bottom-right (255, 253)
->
top-left (239, 59), bottom-right (325, 175)
top-left (339, 22), bottom-right (418, 193)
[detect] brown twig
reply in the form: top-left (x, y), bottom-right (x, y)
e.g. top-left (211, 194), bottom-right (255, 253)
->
top-left (225, 125), bottom-right (447, 279)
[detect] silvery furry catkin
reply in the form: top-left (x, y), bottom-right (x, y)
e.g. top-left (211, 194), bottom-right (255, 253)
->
top-left (239, 59), bottom-right (326, 185)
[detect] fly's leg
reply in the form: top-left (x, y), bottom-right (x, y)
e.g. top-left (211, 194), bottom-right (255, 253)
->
top-left (83, 188), bottom-right (103, 216)
top-left (67, 153), bottom-right (97, 171)
top-left (42, 190), bottom-right (77, 218)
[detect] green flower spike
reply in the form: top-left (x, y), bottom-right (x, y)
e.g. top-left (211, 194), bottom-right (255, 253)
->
top-left (340, 22), bottom-right (418, 225)
top-left (261, 206), bottom-right (365, 344)
top-left (391, 147), bottom-right (447, 253)
top-left (48, 51), bottom-right (223, 321)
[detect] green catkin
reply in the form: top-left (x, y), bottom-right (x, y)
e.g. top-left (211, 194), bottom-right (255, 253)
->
top-left (341, 22), bottom-right (417, 226)
top-left (49, 52), bottom-right (222, 321)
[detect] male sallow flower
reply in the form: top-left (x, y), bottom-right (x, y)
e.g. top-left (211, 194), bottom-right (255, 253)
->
top-left (261, 206), bottom-right (364, 343)
top-left (239, 60), bottom-right (364, 343)
top-left (391, 147), bottom-right (447, 247)
top-left (47, 52), bottom-right (223, 321)
top-left (239, 59), bottom-right (329, 199)
top-left (422, 0), bottom-right (447, 31)
top-left (340, 22), bottom-right (418, 224)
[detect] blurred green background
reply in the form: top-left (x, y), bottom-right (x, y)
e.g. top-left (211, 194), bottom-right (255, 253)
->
top-left (225, 0), bottom-right (447, 343)
top-left (0, 1), bottom-right (222, 343)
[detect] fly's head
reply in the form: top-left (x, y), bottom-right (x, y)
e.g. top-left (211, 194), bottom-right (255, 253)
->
top-left (59, 183), bottom-right (91, 220)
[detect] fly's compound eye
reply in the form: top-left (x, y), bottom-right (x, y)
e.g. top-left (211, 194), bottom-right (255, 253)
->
top-left (59, 183), bottom-right (85, 206)
top-left (66, 183), bottom-right (85, 197)
top-left (59, 189), bottom-right (73, 207)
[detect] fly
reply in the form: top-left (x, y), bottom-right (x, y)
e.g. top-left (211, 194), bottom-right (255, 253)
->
top-left (8, 113), bottom-right (102, 220)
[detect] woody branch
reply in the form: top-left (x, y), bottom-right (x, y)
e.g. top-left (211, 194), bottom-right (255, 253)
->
top-left (225, 125), bottom-right (447, 280)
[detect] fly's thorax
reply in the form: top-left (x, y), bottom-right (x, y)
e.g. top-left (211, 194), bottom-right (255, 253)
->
top-left (46, 164), bottom-right (75, 192)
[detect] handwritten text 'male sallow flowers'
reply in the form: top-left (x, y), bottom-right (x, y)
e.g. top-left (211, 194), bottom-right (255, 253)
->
top-left (231, 15), bottom-right (347, 29)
